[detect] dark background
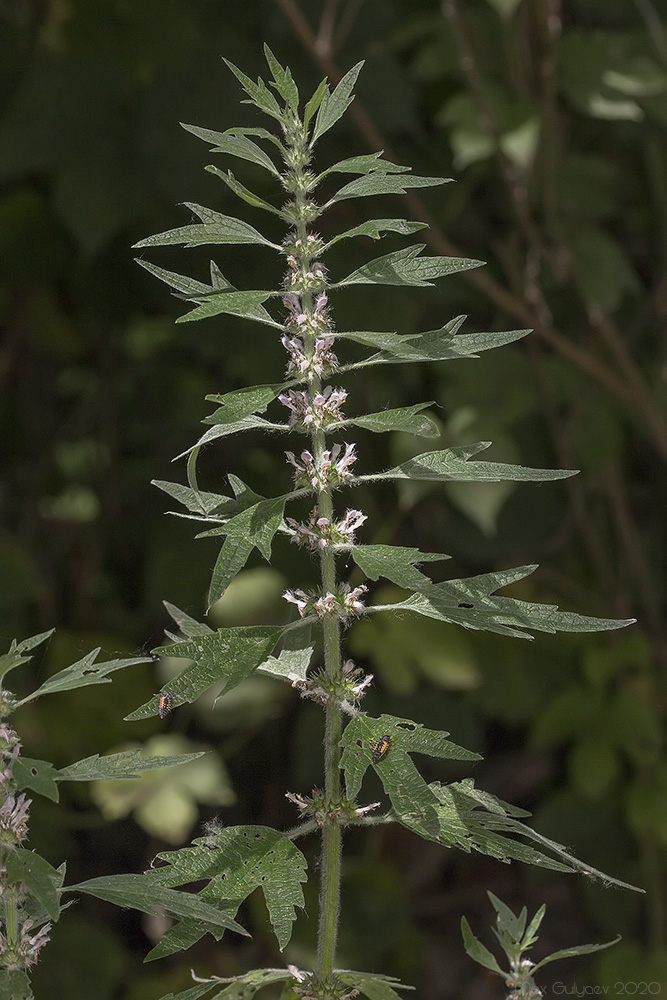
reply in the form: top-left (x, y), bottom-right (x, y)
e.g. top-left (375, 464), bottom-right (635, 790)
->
top-left (1, 0), bottom-right (666, 997)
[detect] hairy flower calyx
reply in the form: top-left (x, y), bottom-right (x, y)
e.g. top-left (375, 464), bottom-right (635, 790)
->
top-left (283, 584), bottom-right (367, 621)
top-left (286, 507), bottom-right (367, 551)
top-left (285, 443), bottom-right (356, 490)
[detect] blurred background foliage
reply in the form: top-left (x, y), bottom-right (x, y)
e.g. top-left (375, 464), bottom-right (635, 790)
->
top-left (1, 0), bottom-right (666, 996)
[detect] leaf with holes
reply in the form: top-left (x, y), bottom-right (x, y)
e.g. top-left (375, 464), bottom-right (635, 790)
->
top-left (145, 826), bottom-right (307, 954)
top-left (340, 714), bottom-right (479, 837)
top-left (125, 626), bottom-right (283, 721)
top-left (15, 651), bottom-right (151, 707)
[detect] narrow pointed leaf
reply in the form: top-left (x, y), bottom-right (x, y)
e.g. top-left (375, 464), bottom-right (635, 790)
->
top-left (311, 62), bottom-right (364, 143)
top-left (344, 402), bottom-right (439, 437)
top-left (325, 173), bottom-right (450, 207)
top-left (264, 45), bottom-right (299, 110)
top-left (149, 826), bottom-right (307, 950)
top-left (204, 497), bottom-right (286, 608)
top-left (134, 205), bottom-right (277, 249)
top-left (223, 58), bottom-right (283, 120)
top-left (323, 218), bottom-right (428, 250)
top-left (163, 601), bottom-right (213, 638)
top-left (135, 259), bottom-right (216, 298)
top-left (533, 937), bottom-right (621, 971)
top-left (0, 629), bottom-right (53, 683)
top-left (181, 122), bottom-right (280, 176)
top-left (152, 480), bottom-right (234, 517)
top-left (320, 153), bottom-right (411, 177)
top-left (336, 245), bottom-right (483, 287)
top-left (179, 415), bottom-right (280, 458)
top-left (125, 625), bottom-right (283, 721)
top-left (338, 972), bottom-right (415, 1000)
top-left (206, 165), bottom-right (285, 217)
top-left (352, 544), bottom-right (450, 591)
top-left (15, 652), bottom-right (150, 707)
top-left (56, 749), bottom-right (205, 782)
top-left (304, 77), bottom-right (328, 128)
top-left (391, 565), bottom-right (634, 639)
top-left (176, 289), bottom-right (278, 327)
top-left (69, 873), bottom-right (248, 934)
top-left (224, 125), bottom-right (286, 152)
top-left (359, 442), bottom-right (578, 484)
top-left (461, 918), bottom-right (506, 976)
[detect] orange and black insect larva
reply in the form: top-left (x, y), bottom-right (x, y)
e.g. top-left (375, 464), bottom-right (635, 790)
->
top-left (370, 735), bottom-right (391, 763)
top-left (158, 691), bottom-right (173, 719)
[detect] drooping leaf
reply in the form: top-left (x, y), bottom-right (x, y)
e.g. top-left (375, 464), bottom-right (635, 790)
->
top-left (335, 245), bottom-right (483, 287)
top-left (352, 545), bottom-right (450, 591)
top-left (205, 165), bottom-right (285, 218)
top-left (263, 45), bottom-right (299, 110)
top-left (5, 850), bottom-right (62, 920)
top-left (311, 62), bottom-right (364, 144)
top-left (125, 625), bottom-right (283, 721)
top-left (343, 402), bottom-right (439, 437)
top-left (325, 173), bottom-right (450, 207)
top-left (340, 713), bottom-right (480, 837)
top-left (323, 218), bottom-right (428, 250)
top-left (134, 259), bottom-right (218, 299)
top-left (358, 442), bottom-right (578, 485)
top-left (181, 122), bottom-right (281, 176)
top-left (147, 826), bottom-right (307, 951)
top-left (68, 873), bottom-right (248, 935)
top-left (15, 651), bottom-right (151, 707)
top-left (223, 58), bottom-right (283, 121)
top-left (56, 749), bottom-right (205, 782)
top-left (178, 415), bottom-right (281, 459)
top-left (337, 971), bottom-right (415, 1000)
top-left (0, 629), bottom-right (53, 683)
top-left (201, 497), bottom-right (287, 609)
top-left (133, 203), bottom-right (278, 249)
top-left (382, 564), bottom-right (634, 639)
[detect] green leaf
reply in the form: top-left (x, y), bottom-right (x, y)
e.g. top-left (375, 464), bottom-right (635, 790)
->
top-left (203, 497), bottom-right (287, 609)
top-left (336, 245), bottom-right (483, 287)
top-left (204, 384), bottom-right (284, 424)
top-left (352, 545), bottom-right (450, 591)
top-left (134, 259), bottom-right (217, 298)
top-left (304, 78), bottom-right (328, 129)
top-left (223, 58), bottom-right (283, 121)
top-left (339, 321), bottom-right (531, 367)
top-left (149, 826), bottom-right (307, 951)
top-left (0, 969), bottom-right (32, 1000)
top-left (68, 873), bottom-right (248, 935)
top-left (223, 125), bottom-right (286, 152)
top-left (319, 152), bottom-right (411, 177)
top-left (133, 203), bottom-right (277, 249)
top-left (56, 749), bottom-right (205, 782)
top-left (257, 622), bottom-right (314, 682)
top-left (181, 122), bottom-right (281, 176)
top-left (125, 625), bottom-right (283, 721)
top-left (0, 629), bottom-right (53, 683)
top-left (152, 479), bottom-right (235, 517)
top-left (5, 850), bottom-right (62, 920)
top-left (311, 62), bottom-right (364, 144)
top-left (389, 564), bottom-right (634, 640)
top-left (325, 173), bottom-right (450, 207)
top-left (155, 985), bottom-right (216, 1000)
top-left (264, 45), bottom-right (299, 110)
top-left (461, 917), bottom-right (506, 976)
top-left (340, 713), bottom-right (479, 837)
top-left (163, 601), bottom-right (213, 639)
top-left (206, 165), bottom-right (285, 218)
top-left (177, 288), bottom-right (278, 327)
top-left (180, 415), bottom-right (281, 458)
top-left (533, 936), bottom-right (621, 972)
top-left (344, 402), bottom-right (439, 437)
top-left (12, 757), bottom-right (60, 801)
top-left (15, 651), bottom-right (150, 707)
top-left (323, 218), bottom-right (428, 250)
top-left (337, 971), bottom-right (415, 1000)
top-left (359, 442), bottom-right (577, 485)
